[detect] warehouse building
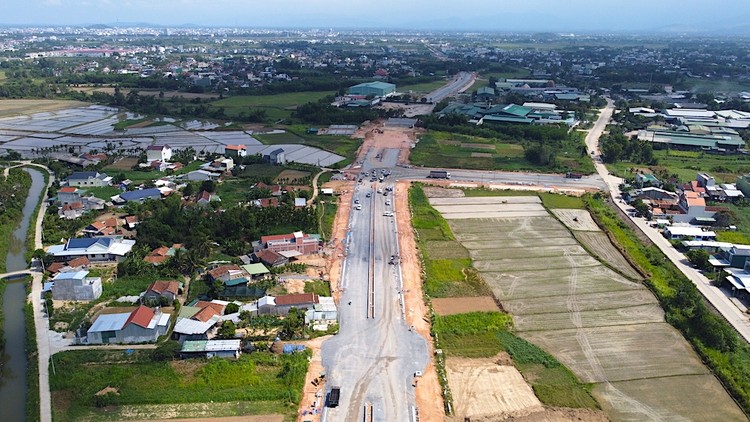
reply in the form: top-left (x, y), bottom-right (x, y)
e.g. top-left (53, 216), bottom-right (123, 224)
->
top-left (348, 81), bottom-right (396, 97)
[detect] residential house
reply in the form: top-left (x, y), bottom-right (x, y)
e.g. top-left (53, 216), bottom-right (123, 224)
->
top-left (224, 145), bottom-right (247, 158)
top-left (197, 190), bottom-right (221, 207)
top-left (124, 215), bottom-right (139, 230)
top-left (663, 226), bottom-right (717, 241)
top-left (206, 264), bottom-right (246, 283)
top-left (635, 173), bottom-right (661, 188)
top-left (47, 237), bottom-right (136, 263)
top-left (260, 231), bottom-right (322, 255)
top-left (67, 256), bottom-right (91, 269)
top-left (241, 263), bottom-right (270, 281)
top-left (711, 245), bottom-right (750, 271)
top-left (180, 339), bottom-right (241, 359)
top-left (58, 187), bottom-right (85, 205)
top-left (251, 197), bottom-right (280, 208)
top-left (66, 171), bottom-right (111, 188)
top-left (51, 270), bottom-right (102, 301)
top-left (305, 296), bottom-right (338, 330)
top-left (59, 202), bottom-right (84, 219)
top-left (143, 280), bottom-right (180, 305)
top-left (186, 169), bottom-right (221, 181)
top-left (675, 191), bottom-right (715, 224)
top-left (113, 188), bottom-right (162, 204)
top-left (82, 218), bottom-right (118, 237)
top-left (268, 148), bottom-right (286, 165)
top-left (202, 157), bottom-right (234, 173)
top-left (146, 144), bottom-right (172, 162)
top-left (253, 249), bottom-right (288, 267)
top-left (258, 293), bottom-right (319, 316)
top-left (85, 305), bottom-right (170, 344)
top-left (143, 244), bottom-right (183, 265)
top-left (172, 300), bottom-right (225, 343)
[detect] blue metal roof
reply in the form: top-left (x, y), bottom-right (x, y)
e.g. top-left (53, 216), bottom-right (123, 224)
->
top-left (67, 237), bottom-right (110, 250)
top-left (120, 188), bottom-right (162, 201)
top-left (68, 171), bottom-right (99, 180)
top-left (88, 312), bottom-right (129, 332)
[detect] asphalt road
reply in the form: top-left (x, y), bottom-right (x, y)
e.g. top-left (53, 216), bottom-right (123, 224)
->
top-left (426, 71), bottom-right (476, 103)
top-left (321, 148), bottom-right (428, 422)
top-left (588, 99), bottom-right (750, 343)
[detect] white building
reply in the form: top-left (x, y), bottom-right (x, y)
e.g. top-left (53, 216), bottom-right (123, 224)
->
top-left (146, 144), bottom-right (172, 162)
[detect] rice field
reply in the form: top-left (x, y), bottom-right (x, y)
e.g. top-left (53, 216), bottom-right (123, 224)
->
top-left (0, 103), bottom-right (345, 166)
top-left (429, 195), bottom-right (744, 420)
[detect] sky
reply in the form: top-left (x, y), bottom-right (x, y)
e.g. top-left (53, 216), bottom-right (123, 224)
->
top-left (2, 0), bottom-right (750, 33)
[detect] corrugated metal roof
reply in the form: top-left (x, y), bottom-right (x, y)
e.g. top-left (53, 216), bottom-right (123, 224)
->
top-left (89, 313), bottom-right (128, 332)
top-left (181, 339), bottom-right (240, 353)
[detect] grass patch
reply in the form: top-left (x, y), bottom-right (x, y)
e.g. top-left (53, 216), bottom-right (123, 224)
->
top-left (25, 299), bottom-right (40, 422)
top-left (433, 312), bottom-right (599, 409)
top-left (212, 91), bottom-right (334, 122)
top-left (50, 349), bottom-right (309, 422)
top-left (608, 149), bottom-right (750, 185)
top-left (113, 118), bottom-right (148, 131)
top-left (716, 231), bottom-right (750, 245)
top-left (461, 188), bottom-right (537, 197)
top-left (303, 280), bottom-right (331, 296)
top-left (539, 192), bottom-right (585, 209)
top-left (409, 184), bottom-right (490, 297)
top-left (398, 80), bottom-right (447, 93)
top-left (83, 186), bottom-right (121, 201)
top-left (318, 196), bottom-right (337, 241)
top-left (102, 161), bottom-right (203, 183)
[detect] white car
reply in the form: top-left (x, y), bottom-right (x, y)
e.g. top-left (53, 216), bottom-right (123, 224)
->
top-left (355, 204), bottom-right (362, 210)
top-left (383, 211), bottom-right (394, 217)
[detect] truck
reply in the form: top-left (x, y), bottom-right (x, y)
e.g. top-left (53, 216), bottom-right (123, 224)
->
top-left (327, 386), bottom-right (341, 408)
top-left (428, 170), bottom-right (451, 179)
top-left (565, 172), bottom-right (583, 179)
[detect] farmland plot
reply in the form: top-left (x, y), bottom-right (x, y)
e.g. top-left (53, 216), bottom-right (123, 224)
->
top-left (430, 195), bottom-right (744, 420)
top-left (574, 231), bottom-right (642, 280)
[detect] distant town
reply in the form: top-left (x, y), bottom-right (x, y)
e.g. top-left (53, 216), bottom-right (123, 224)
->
top-left (0, 25), bottom-right (750, 422)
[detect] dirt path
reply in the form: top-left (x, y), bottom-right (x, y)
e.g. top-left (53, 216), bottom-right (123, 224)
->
top-left (394, 180), bottom-right (445, 421)
top-left (123, 416), bottom-right (284, 422)
top-left (322, 180), bottom-right (355, 303)
top-left (297, 336), bottom-right (331, 422)
top-left (351, 121), bottom-right (420, 169)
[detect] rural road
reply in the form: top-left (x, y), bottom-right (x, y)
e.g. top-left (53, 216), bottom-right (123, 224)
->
top-left (426, 71), bottom-right (476, 103)
top-left (587, 99), bottom-right (750, 343)
top-left (321, 147), bottom-right (427, 422)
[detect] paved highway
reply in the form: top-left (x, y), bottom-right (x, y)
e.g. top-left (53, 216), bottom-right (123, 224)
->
top-left (321, 148), bottom-right (428, 422)
top-left (588, 99), bottom-right (750, 343)
top-left (426, 71), bottom-right (476, 103)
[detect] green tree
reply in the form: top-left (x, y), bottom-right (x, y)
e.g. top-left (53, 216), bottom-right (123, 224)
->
top-left (686, 249), bottom-right (710, 271)
top-left (217, 320), bottom-right (236, 339)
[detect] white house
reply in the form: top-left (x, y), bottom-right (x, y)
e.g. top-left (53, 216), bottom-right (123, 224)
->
top-left (47, 237), bottom-right (136, 262)
top-left (51, 270), bottom-right (102, 301)
top-left (146, 144), bottom-right (172, 162)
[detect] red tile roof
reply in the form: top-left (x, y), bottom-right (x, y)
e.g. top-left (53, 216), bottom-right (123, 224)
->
top-left (225, 144), bottom-right (246, 150)
top-left (125, 305), bottom-right (155, 329)
top-left (59, 187), bottom-right (77, 193)
top-left (207, 264), bottom-right (241, 280)
top-left (148, 280), bottom-right (179, 296)
top-left (47, 262), bottom-right (65, 274)
top-left (67, 256), bottom-right (90, 268)
top-left (274, 293), bottom-right (318, 306)
top-left (192, 301), bottom-right (225, 322)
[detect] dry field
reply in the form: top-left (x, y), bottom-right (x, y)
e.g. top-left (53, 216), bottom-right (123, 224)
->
top-left (461, 143), bottom-right (496, 150)
top-left (431, 296), bottom-right (500, 315)
top-left (0, 99), bottom-right (87, 117)
top-left (551, 209), bottom-right (601, 231)
top-left (274, 169), bottom-right (310, 183)
top-left (471, 152), bottom-right (493, 158)
top-left (446, 357), bottom-right (544, 420)
top-left (422, 186), bottom-right (465, 198)
top-left (574, 231), bottom-right (642, 280)
top-left (430, 195), bottom-right (744, 420)
top-left (107, 157), bottom-right (140, 170)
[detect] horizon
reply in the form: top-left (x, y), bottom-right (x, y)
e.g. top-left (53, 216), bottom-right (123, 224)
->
top-left (2, 0), bottom-right (750, 34)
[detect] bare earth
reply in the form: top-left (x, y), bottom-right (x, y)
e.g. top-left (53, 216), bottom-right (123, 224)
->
top-left (0, 99), bottom-right (87, 118)
top-left (550, 209), bottom-right (601, 232)
top-left (431, 296), bottom-right (501, 316)
top-left (297, 336), bottom-right (330, 422)
top-left (446, 356), bottom-right (544, 421)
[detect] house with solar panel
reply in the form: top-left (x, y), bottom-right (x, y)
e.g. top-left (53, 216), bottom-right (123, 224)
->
top-left (84, 305), bottom-right (170, 344)
top-left (46, 237), bottom-right (136, 263)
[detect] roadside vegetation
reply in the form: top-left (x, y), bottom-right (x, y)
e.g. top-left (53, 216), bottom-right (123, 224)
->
top-left (409, 184), bottom-right (487, 297)
top-left (433, 311), bottom-right (599, 409)
top-left (50, 349), bottom-right (310, 421)
top-left (25, 294), bottom-right (40, 422)
top-left (412, 123), bottom-right (594, 175)
top-left (585, 194), bottom-right (750, 415)
top-left (539, 192), bottom-right (585, 209)
top-left (0, 167), bottom-right (32, 273)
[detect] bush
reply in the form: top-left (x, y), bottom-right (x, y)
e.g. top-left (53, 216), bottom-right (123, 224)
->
top-left (151, 340), bottom-right (181, 361)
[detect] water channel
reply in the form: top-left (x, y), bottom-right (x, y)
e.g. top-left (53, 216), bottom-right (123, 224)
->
top-left (1, 167), bottom-right (45, 422)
